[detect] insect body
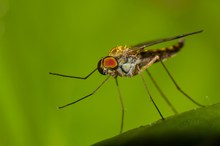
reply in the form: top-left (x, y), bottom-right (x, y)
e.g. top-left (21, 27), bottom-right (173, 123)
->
top-left (98, 39), bottom-right (184, 77)
top-left (50, 30), bottom-right (204, 134)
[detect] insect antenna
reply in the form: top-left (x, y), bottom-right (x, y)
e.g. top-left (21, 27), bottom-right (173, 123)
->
top-left (58, 76), bottom-right (110, 109)
top-left (115, 77), bottom-right (125, 133)
top-left (159, 59), bottom-right (205, 107)
top-left (49, 68), bottom-right (97, 80)
top-left (146, 69), bottom-right (178, 114)
top-left (140, 73), bottom-right (165, 120)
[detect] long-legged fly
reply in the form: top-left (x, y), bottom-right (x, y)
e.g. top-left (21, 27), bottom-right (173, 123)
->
top-left (50, 30), bottom-right (204, 133)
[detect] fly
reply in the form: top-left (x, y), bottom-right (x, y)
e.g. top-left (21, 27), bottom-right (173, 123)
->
top-left (49, 30), bottom-right (204, 133)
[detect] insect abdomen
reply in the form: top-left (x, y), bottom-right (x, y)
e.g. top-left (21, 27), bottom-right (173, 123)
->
top-left (151, 39), bottom-right (184, 60)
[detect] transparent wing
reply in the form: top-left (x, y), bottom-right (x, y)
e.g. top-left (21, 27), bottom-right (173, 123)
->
top-left (131, 30), bottom-right (203, 51)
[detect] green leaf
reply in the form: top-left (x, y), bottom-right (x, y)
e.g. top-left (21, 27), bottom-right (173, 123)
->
top-left (93, 103), bottom-right (220, 146)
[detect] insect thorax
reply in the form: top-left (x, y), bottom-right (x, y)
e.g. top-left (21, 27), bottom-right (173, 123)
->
top-left (115, 56), bottom-right (140, 77)
top-left (106, 46), bottom-right (141, 77)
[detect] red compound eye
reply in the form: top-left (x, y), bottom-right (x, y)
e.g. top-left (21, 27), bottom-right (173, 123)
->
top-left (103, 56), bottom-right (118, 69)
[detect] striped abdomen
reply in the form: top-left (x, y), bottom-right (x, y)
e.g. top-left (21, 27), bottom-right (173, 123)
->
top-left (141, 39), bottom-right (184, 61)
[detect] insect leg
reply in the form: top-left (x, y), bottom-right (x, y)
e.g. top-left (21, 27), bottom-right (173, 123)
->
top-left (146, 69), bottom-right (178, 114)
top-left (140, 73), bottom-right (165, 120)
top-left (115, 77), bottom-right (125, 134)
top-left (49, 68), bottom-right (97, 80)
top-left (139, 55), bottom-right (160, 74)
top-left (159, 59), bottom-right (205, 107)
top-left (58, 76), bottom-right (110, 109)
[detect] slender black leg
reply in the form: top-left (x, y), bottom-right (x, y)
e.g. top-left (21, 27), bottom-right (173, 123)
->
top-left (49, 68), bottom-right (97, 79)
top-left (140, 73), bottom-right (165, 120)
top-left (159, 60), bottom-right (205, 107)
top-left (58, 76), bottom-right (110, 109)
top-left (115, 77), bottom-right (125, 134)
top-left (146, 69), bottom-right (178, 114)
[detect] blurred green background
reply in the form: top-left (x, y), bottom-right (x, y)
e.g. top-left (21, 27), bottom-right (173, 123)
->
top-left (0, 0), bottom-right (220, 145)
